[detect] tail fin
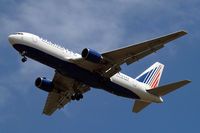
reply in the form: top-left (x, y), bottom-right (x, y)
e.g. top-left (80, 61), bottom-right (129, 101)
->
top-left (136, 62), bottom-right (164, 88)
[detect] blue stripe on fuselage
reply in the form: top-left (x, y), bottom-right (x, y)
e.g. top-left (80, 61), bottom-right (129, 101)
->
top-left (13, 44), bottom-right (140, 99)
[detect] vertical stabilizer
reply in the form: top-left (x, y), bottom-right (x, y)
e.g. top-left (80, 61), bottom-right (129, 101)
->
top-left (136, 62), bottom-right (164, 88)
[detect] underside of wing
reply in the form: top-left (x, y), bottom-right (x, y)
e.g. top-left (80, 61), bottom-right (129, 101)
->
top-left (43, 91), bottom-right (71, 116)
top-left (102, 31), bottom-right (187, 65)
top-left (42, 72), bottom-right (90, 116)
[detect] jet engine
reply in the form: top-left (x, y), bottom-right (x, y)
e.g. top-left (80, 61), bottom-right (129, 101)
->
top-left (81, 48), bottom-right (103, 63)
top-left (35, 77), bottom-right (54, 92)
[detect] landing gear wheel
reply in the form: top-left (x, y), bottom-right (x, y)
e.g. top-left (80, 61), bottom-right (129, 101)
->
top-left (75, 94), bottom-right (80, 101)
top-left (71, 95), bottom-right (75, 100)
top-left (75, 97), bottom-right (80, 101)
top-left (22, 57), bottom-right (27, 63)
top-left (79, 94), bottom-right (83, 99)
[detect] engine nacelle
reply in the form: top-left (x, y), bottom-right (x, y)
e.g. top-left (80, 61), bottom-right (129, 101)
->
top-left (81, 48), bottom-right (102, 64)
top-left (35, 77), bottom-right (54, 92)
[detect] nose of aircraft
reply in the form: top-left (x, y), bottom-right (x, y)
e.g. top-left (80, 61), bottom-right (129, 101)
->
top-left (8, 34), bottom-right (15, 45)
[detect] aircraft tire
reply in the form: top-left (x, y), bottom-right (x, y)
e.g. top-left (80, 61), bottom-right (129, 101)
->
top-left (71, 95), bottom-right (75, 100)
top-left (22, 57), bottom-right (27, 63)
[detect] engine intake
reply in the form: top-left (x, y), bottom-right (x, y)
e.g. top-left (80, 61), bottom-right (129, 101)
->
top-left (81, 48), bottom-right (102, 64)
top-left (35, 77), bottom-right (54, 92)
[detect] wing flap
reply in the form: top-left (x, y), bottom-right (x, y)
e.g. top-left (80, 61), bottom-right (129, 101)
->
top-left (147, 80), bottom-right (191, 96)
top-left (126, 45), bottom-right (164, 65)
top-left (132, 100), bottom-right (151, 113)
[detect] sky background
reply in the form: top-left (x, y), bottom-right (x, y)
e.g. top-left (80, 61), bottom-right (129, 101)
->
top-left (0, 0), bottom-right (199, 132)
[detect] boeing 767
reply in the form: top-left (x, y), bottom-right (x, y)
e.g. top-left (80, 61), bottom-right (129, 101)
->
top-left (8, 31), bottom-right (191, 116)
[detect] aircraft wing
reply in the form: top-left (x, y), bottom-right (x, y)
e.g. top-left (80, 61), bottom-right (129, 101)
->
top-left (71, 31), bottom-right (187, 78)
top-left (43, 72), bottom-right (90, 116)
top-left (102, 30), bottom-right (187, 65)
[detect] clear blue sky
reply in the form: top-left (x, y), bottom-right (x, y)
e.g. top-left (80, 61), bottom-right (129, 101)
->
top-left (0, 0), bottom-right (199, 132)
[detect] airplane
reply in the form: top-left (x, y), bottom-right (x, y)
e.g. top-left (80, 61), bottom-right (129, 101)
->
top-left (8, 31), bottom-right (191, 116)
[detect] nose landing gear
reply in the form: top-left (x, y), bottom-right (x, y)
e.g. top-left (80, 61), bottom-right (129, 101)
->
top-left (22, 57), bottom-right (27, 62)
top-left (20, 51), bottom-right (27, 63)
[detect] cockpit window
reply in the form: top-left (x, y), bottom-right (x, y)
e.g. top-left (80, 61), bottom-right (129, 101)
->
top-left (12, 32), bottom-right (24, 35)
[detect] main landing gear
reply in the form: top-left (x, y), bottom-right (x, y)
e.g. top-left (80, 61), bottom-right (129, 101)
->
top-left (71, 82), bottom-right (84, 101)
top-left (71, 93), bottom-right (83, 101)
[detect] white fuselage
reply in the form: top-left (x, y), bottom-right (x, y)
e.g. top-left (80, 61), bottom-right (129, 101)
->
top-left (8, 32), bottom-right (163, 103)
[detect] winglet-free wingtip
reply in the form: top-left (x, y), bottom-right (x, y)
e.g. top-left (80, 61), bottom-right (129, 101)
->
top-left (185, 80), bottom-right (192, 83)
top-left (180, 30), bottom-right (188, 35)
top-left (182, 80), bottom-right (191, 86)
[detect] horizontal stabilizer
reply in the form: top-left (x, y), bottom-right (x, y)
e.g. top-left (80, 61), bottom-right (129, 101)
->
top-left (147, 80), bottom-right (191, 96)
top-left (132, 100), bottom-right (151, 113)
